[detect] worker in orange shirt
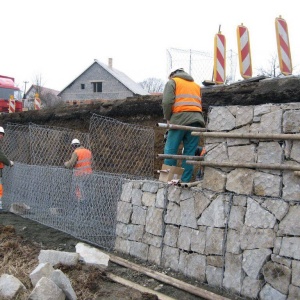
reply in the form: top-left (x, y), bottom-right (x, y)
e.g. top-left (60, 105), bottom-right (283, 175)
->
top-left (64, 138), bottom-right (92, 201)
top-left (0, 126), bottom-right (14, 209)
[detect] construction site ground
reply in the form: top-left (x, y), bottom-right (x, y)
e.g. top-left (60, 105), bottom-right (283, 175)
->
top-left (0, 211), bottom-right (243, 300)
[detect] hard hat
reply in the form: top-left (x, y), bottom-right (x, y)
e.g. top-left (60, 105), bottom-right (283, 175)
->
top-left (169, 67), bottom-right (184, 77)
top-left (0, 126), bottom-right (4, 135)
top-left (71, 138), bottom-right (80, 145)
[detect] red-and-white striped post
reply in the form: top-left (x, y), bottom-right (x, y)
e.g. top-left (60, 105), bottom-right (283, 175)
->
top-left (275, 16), bottom-right (292, 75)
top-left (237, 24), bottom-right (252, 79)
top-left (9, 95), bottom-right (15, 113)
top-left (34, 93), bottom-right (41, 110)
top-left (213, 28), bottom-right (226, 84)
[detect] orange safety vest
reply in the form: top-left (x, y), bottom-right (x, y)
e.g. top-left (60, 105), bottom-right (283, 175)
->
top-left (172, 77), bottom-right (202, 113)
top-left (74, 148), bottom-right (92, 176)
top-left (0, 162), bottom-right (3, 169)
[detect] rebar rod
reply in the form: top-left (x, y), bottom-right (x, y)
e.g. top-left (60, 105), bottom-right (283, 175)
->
top-left (157, 123), bottom-right (207, 132)
top-left (157, 154), bottom-right (204, 161)
top-left (186, 160), bottom-right (300, 171)
top-left (191, 131), bottom-right (300, 140)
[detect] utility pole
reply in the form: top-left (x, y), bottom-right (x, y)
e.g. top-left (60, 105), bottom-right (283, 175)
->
top-left (23, 81), bottom-right (29, 99)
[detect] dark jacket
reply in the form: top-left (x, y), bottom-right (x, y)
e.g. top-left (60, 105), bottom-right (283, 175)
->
top-left (0, 147), bottom-right (12, 177)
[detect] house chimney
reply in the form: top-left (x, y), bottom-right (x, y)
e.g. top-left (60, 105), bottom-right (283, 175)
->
top-left (108, 58), bottom-right (113, 69)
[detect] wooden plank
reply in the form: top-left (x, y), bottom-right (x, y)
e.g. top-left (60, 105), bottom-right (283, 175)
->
top-left (191, 131), bottom-right (300, 140)
top-left (106, 272), bottom-right (176, 300)
top-left (109, 254), bottom-right (231, 300)
top-left (157, 123), bottom-right (206, 132)
top-left (178, 181), bottom-right (203, 188)
top-left (187, 160), bottom-right (300, 171)
top-left (157, 154), bottom-right (204, 161)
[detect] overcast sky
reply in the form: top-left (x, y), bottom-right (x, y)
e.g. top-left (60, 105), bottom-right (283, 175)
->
top-left (2, 0), bottom-right (300, 92)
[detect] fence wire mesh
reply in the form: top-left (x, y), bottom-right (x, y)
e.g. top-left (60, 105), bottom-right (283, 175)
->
top-left (1, 118), bottom-right (155, 250)
top-left (89, 114), bottom-right (155, 178)
top-left (2, 164), bottom-right (123, 250)
top-left (167, 47), bottom-right (238, 85)
top-left (2, 123), bottom-right (31, 164)
top-left (2, 123), bottom-right (90, 166)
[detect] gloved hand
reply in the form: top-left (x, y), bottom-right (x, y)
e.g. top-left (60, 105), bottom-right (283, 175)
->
top-left (10, 161), bottom-right (14, 167)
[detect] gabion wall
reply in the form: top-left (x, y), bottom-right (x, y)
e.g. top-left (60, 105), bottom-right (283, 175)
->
top-left (115, 102), bottom-right (300, 299)
top-left (1, 115), bottom-right (155, 250)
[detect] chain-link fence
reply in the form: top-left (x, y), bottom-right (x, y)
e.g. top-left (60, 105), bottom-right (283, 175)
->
top-left (2, 164), bottom-right (123, 250)
top-left (167, 47), bottom-right (238, 85)
top-left (89, 114), bottom-right (155, 178)
top-left (2, 123), bottom-right (90, 166)
top-left (1, 117), bottom-right (155, 250)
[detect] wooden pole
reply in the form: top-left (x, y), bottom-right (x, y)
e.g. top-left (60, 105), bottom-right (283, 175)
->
top-left (191, 131), bottom-right (300, 140)
top-left (178, 181), bottom-right (203, 188)
top-left (109, 253), bottom-right (231, 300)
top-left (186, 160), bottom-right (300, 171)
top-left (157, 123), bottom-right (206, 132)
top-left (157, 154), bottom-right (204, 161)
top-left (106, 272), bottom-right (176, 300)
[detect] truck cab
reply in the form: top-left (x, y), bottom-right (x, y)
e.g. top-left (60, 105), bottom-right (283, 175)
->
top-left (0, 75), bottom-right (22, 112)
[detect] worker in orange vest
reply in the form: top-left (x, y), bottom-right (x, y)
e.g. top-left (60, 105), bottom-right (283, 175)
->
top-left (0, 126), bottom-right (14, 209)
top-left (64, 138), bottom-right (92, 201)
top-left (162, 67), bottom-right (205, 182)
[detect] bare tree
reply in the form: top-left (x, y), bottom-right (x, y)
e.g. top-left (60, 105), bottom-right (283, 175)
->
top-left (257, 53), bottom-right (281, 78)
top-left (31, 74), bottom-right (63, 109)
top-left (42, 92), bottom-right (64, 108)
top-left (26, 73), bottom-right (44, 110)
top-left (140, 78), bottom-right (165, 93)
top-left (33, 73), bottom-right (43, 96)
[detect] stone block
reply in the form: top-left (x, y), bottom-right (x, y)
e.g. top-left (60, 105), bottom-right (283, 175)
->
top-left (180, 198), bottom-right (197, 228)
top-left (161, 245), bottom-right (179, 272)
top-left (30, 263), bottom-right (54, 287)
top-left (206, 265), bottom-right (223, 287)
top-left (129, 242), bottom-right (149, 261)
top-left (145, 207), bottom-right (163, 236)
top-left (163, 225), bottom-right (179, 247)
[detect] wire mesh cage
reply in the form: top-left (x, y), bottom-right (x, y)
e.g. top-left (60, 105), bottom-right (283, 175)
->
top-left (1, 117), bottom-right (155, 250)
top-left (89, 114), bottom-right (155, 178)
top-left (166, 47), bottom-right (238, 85)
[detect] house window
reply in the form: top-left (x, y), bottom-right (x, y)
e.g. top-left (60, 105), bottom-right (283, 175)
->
top-left (81, 84), bottom-right (85, 89)
top-left (92, 82), bottom-right (102, 93)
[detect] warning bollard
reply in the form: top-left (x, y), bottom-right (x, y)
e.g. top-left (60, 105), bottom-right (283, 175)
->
top-left (9, 95), bottom-right (15, 113)
top-left (237, 24), bottom-right (252, 79)
top-left (275, 16), bottom-right (292, 76)
top-left (213, 26), bottom-right (226, 84)
top-left (34, 93), bottom-right (41, 110)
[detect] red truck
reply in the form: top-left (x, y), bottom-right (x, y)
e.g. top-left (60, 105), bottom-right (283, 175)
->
top-left (0, 75), bottom-right (23, 112)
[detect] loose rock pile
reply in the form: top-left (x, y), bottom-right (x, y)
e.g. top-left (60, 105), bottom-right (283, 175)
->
top-left (0, 242), bottom-right (109, 299)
